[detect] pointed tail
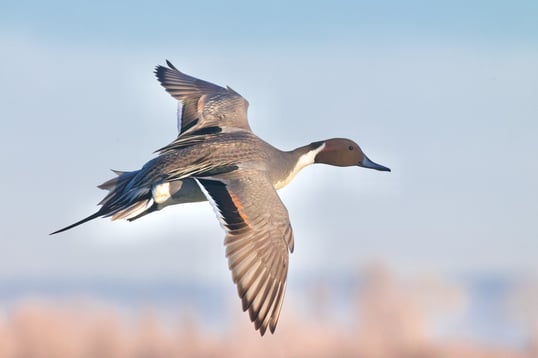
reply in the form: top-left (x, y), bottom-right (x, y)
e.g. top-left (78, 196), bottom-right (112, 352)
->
top-left (50, 169), bottom-right (154, 235)
top-left (50, 211), bottom-right (102, 235)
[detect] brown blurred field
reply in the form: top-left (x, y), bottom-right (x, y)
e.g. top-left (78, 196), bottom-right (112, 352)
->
top-left (1, 266), bottom-right (535, 358)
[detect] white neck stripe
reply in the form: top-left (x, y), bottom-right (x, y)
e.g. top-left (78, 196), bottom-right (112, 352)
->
top-left (274, 143), bottom-right (326, 190)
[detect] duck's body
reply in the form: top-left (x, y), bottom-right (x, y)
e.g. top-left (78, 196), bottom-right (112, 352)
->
top-left (52, 61), bottom-right (390, 335)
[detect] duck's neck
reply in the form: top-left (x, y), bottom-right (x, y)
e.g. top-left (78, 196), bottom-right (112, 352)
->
top-left (272, 141), bottom-right (326, 190)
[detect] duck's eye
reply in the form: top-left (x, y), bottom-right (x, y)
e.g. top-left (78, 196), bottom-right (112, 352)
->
top-left (348, 145), bottom-right (354, 151)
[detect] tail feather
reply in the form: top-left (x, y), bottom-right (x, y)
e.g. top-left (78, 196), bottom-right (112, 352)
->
top-left (97, 170), bottom-right (129, 190)
top-left (98, 170), bottom-right (138, 205)
top-left (50, 211), bottom-right (102, 235)
top-left (51, 169), bottom-right (154, 234)
top-left (126, 203), bottom-right (159, 222)
top-left (111, 198), bottom-right (154, 221)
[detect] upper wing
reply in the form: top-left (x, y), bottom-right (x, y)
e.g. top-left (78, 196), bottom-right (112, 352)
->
top-left (155, 61), bottom-right (251, 135)
top-left (197, 171), bottom-right (294, 336)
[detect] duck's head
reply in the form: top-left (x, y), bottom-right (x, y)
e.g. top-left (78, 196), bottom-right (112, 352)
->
top-left (314, 138), bottom-right (391, 172)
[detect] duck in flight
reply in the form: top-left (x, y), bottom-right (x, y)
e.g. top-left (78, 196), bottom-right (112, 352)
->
top-left (51, 61), bottom-right (390, 335)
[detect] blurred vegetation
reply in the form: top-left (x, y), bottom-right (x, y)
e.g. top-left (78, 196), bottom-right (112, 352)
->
top-left (0, 265), bottom-right (534, 358)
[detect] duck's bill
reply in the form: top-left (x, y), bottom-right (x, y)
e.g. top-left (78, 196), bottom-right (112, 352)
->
top-left (358, 155), bottom-right (391, 172)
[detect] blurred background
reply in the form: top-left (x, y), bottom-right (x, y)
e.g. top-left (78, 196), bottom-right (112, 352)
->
top-left (1, 0), bottom-right (537, 356)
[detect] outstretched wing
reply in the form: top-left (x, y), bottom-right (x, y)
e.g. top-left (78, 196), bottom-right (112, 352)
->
top-left (197, 171), bottom-right (294, 336)
top-left (155, 61), bottom-right (251, 135)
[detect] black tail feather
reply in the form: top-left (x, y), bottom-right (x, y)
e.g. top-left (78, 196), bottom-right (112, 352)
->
top-left (51, 168), bottom-right (158, 234)
top-left (50, 211), bottom-right (102, 235)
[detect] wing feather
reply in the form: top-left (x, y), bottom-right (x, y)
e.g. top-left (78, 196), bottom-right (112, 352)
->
top-left (197, 173), bottom-right (293, 335)
top-left (155, 61), bottom-right (251, 135)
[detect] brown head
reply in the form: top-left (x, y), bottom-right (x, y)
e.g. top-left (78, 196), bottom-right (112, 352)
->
top-left (313, 138), bottom-right (391, 171)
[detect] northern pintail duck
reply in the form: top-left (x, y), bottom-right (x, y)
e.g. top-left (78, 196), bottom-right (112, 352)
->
top-left (52, 61), bottom-right (390, 335)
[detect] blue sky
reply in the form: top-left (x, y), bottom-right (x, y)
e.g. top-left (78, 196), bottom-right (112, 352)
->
top-left (1, 1), bottom-right (537, 283)
top-left (3, 0), bottom-right (538, 47)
